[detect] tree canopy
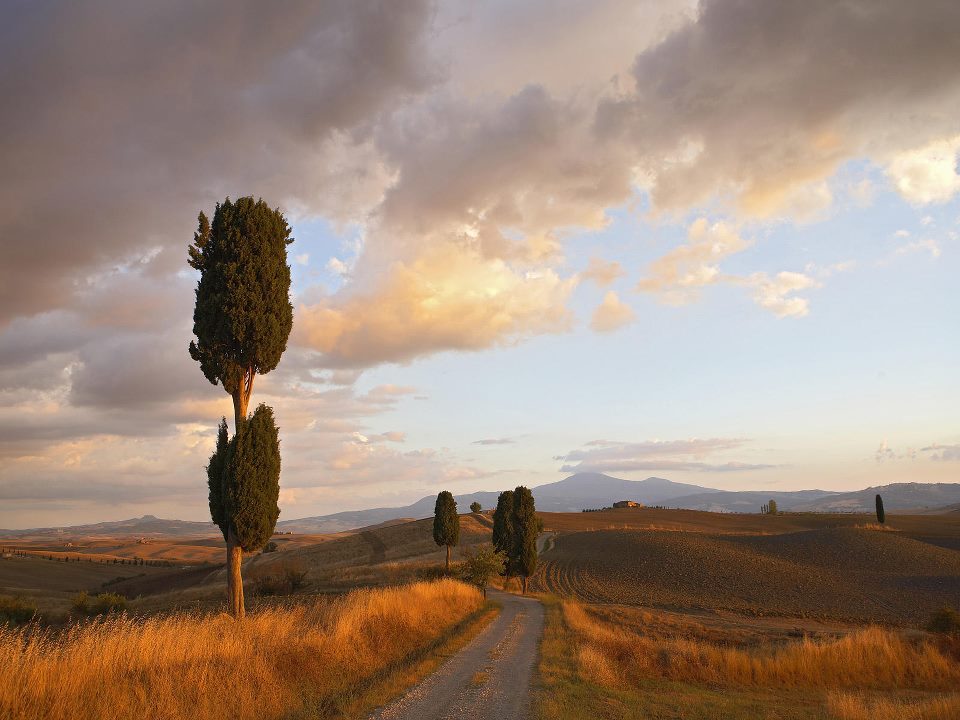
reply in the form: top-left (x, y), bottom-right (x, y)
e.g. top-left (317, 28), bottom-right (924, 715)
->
top-left (433, 491), bottom-right (460, 571)
top-left (511, 486), bottom-right (538, 592)
top-left (188, 196), bottom-right (293, 426)
top-left (492, 490), bottom-right (515, 560)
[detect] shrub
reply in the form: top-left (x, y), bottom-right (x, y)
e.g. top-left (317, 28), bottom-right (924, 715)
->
top-left (282, 564), bottom-right (308, 592)
top-left (71, 592), bottom-right (90, 614)
top-left (252, 563), bottom-right (308, 597)
top-left (0, 596), bottom-right (36, 626)
top-left (72, 592), bottom-right (126, 616)
top-left (262, 541), bottom-right (278, 554)
top-left (926, 606), bottom-right (960, 635)
top-left (470, 501), bottom-right (482, 513)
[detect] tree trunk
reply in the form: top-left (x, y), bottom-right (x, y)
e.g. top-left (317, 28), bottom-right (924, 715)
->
top-left (521, 575), bottom-right (527, 594)
top-left (231, 368), bottom-right (255, 430)
top-left (227, 527), bottom-right (245, 618)
top-left (445, 544), bottom-right (451, 573)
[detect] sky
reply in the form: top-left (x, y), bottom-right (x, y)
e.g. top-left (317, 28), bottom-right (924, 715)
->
top-left (1, 0), bottom-right (958, 529)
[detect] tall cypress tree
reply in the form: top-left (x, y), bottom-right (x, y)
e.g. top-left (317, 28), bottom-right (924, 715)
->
top-left (433, 491), bottom-right (460, 572)
top-left (875, 494), bottom-right (885, 524)
top-left (492, 490), bottom-right (515, 574)
top-left (189, 196), bottom-right (293, 618)
top-left (511, 486), bottom-right (538, 594)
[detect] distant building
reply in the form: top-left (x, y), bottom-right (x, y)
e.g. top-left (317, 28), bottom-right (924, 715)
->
top-left (613, 500), bottom-right (642, 509)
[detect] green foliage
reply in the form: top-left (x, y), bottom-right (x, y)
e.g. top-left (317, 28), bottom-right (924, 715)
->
top-left (460, 545), bottom-right (506, 597)
top-left (262, 541), bottom-right (279, 554)
top-left (927, 605), bottom-right (960, 635)
top-left (188, 197), bottom-right (294, 396)
top-left (470, 501), bottom-right (482, 513)
top-left (0, 595), bottom-right (36, 625)
top-left (72, 592), bottom-right (126, 616)
top-left (207, 417), bottom-right (229, 540)
top-left (768, 499), bottom-right (777, 515)
top-left (876, 494), bottom-right (885, 524)
top-left (433, 491), bottom-right (460, 549)
top-left (492, 490), bottom-right (515, 561)
top-left (222, 404), bottom-right (282, 552)
top-left (512, 485), bottom-right (538, 581)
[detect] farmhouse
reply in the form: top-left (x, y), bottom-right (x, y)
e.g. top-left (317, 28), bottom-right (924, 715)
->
top-left (613, 500), bottom-right (643, 509)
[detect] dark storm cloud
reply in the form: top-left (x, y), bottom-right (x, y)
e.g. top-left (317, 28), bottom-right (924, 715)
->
top-left (0, 0), bottom-right (435, 325)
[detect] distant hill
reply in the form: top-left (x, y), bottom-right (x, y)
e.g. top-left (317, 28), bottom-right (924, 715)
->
top-left (662, 489), bottom-right (838, 513)
top-left (8, 478), bottom-right (960, 537)
top-left (277, 473), bottom-right (723, 533)
top-left (0, 515), bottom-right (217, 539)
top-left (792, 483), bottom-right (960, 513)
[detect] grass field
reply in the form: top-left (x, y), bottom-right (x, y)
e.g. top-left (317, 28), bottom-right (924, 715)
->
top-left (1, 579), bottom-right (488, 720)
top-left (537, 596), bottom-right (960, 720)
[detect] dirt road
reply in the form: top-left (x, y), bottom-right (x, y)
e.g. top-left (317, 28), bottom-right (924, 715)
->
top-left (368, 589), bottom-right (544, 720)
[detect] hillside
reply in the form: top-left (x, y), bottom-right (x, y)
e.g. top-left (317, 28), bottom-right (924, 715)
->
top-left (793, 482), bottom-right (960, 512)
top-left (532, 526), bottom-right (960, 623)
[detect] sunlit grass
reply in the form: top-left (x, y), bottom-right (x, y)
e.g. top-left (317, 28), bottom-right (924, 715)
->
top-left (0, 579), bottom-right (483, 720)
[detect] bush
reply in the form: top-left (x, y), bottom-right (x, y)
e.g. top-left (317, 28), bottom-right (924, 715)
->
top-left (252, 563), bottom-right (308, 596)
top-left (262, 541), bottom-right (278, 554)
top-left (470, 502), bottom-right (482, 513)
top-left (72, 592), bottom-right (126, 616)
top-left (0, 596), bottom-right (36, 625)
top-left (927, 606), bottom-right (960, 635)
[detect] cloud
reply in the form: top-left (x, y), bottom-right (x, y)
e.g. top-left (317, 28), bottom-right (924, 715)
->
top-left (473, 438), bottom-right (516, 446)
top-left (639, 219), bottom-right (819, 316)
top-left (886, 136), bottom-right (960, 205)
top-left (590, 291), bottom-right (635, 333)
top-left (0, 0), bottom-right (436, 325)
top-left (894, 239), bottom-right (942, 260)
top-left (598, 0), bottom-right (960, 216)
top-left (580, 257), bottom-right (626, 287)
top-left (741, 271), bottom-right (820, 318)
top-left (558, 438), bottom-right (773, 473)
top-left (920, 443), bottom-right (960, 462)
top-left (638, 219), bottom-right (749, 303)
top-left (296, 244), bottom-right (577, 367)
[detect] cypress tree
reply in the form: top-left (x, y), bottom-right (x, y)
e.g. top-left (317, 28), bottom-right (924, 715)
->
top-left (511, 486), bottom-right (538, 594)
top-left (492, 490), bottom-right (515, 570)
top-left (433, 491), bottom-right (460, 572)
top-left (768, 499), bottom-right (778, 515)
top-left (207, 418), bottom-right (229, 538)
top-left (876, 494), bottom-right (885, 524)
top-left (188, 196), bottom-right (293, 618)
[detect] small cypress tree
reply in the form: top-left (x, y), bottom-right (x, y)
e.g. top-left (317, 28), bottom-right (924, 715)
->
top-left (512, 486), bottom-right (538, 594)
top-left (470, 501), bottom-right (482, 514)
top-left (768, 499), bottom-right (778, 515)
top-left (876, 494), bottom-right (885, 524)
top-left (433, 491), bottom-right (460, 572)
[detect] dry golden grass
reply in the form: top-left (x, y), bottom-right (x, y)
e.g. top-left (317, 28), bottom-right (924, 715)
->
top-left (827, 692), bottom-right (960, 719)
top-left (0, 579), bottom-right (482, 720)
top-left (562, 601), bottom-right (960, 690)
top-left (854, 523), bottom-right (898, 532)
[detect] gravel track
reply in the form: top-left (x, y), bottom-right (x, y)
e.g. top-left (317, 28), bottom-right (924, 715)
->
top-left (368, 590), bottom-right (544, 720)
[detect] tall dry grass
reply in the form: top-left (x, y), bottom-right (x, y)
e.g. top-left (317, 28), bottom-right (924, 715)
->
top-left (563, 601), bottom-right (960, 690)
top-left (827, 692), bottom-right (960, 720)
top-left (0, 579), bottom-right (482, 720)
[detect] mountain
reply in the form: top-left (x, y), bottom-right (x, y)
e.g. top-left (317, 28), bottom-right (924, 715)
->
top-left (278, 474), bottom-right (721, 533)
top-left (791, 483), bottom-right (960, 513)
top-left (0, 515), bottom-right (217, 538)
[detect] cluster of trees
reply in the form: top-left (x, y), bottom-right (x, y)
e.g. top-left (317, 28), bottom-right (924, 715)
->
top-left (761, 500), bottom-right (778, 515)
top-left (432, 486), bottom-right (541, 594)
top-left (189, 197), bottom-right (292, 619)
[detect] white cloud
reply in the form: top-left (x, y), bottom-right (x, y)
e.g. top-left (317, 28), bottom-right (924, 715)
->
top-left (886, 136), bottom-right (960, 205)
top-left (557, 438), bottom-right (773, 474)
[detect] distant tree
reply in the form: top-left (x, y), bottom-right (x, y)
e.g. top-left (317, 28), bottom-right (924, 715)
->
top-left (511, 486), bottom-right (538, 594)
top-left (460, 545), bottom-right (506, 599)
top-left (768, 500), bottom-right (778, 515)
top-left (761, 503), bottom-right (768, 514)
top-left (492, 490), bottom-right (515, 567)
top-left (875, 494), bottom-right (885, 524)
top-left (470, 501), bottom-right (482, 514)
top-left (189, 196), bottom-right (293, 619)
top-left (433, 491), bottom-right (460, 572)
